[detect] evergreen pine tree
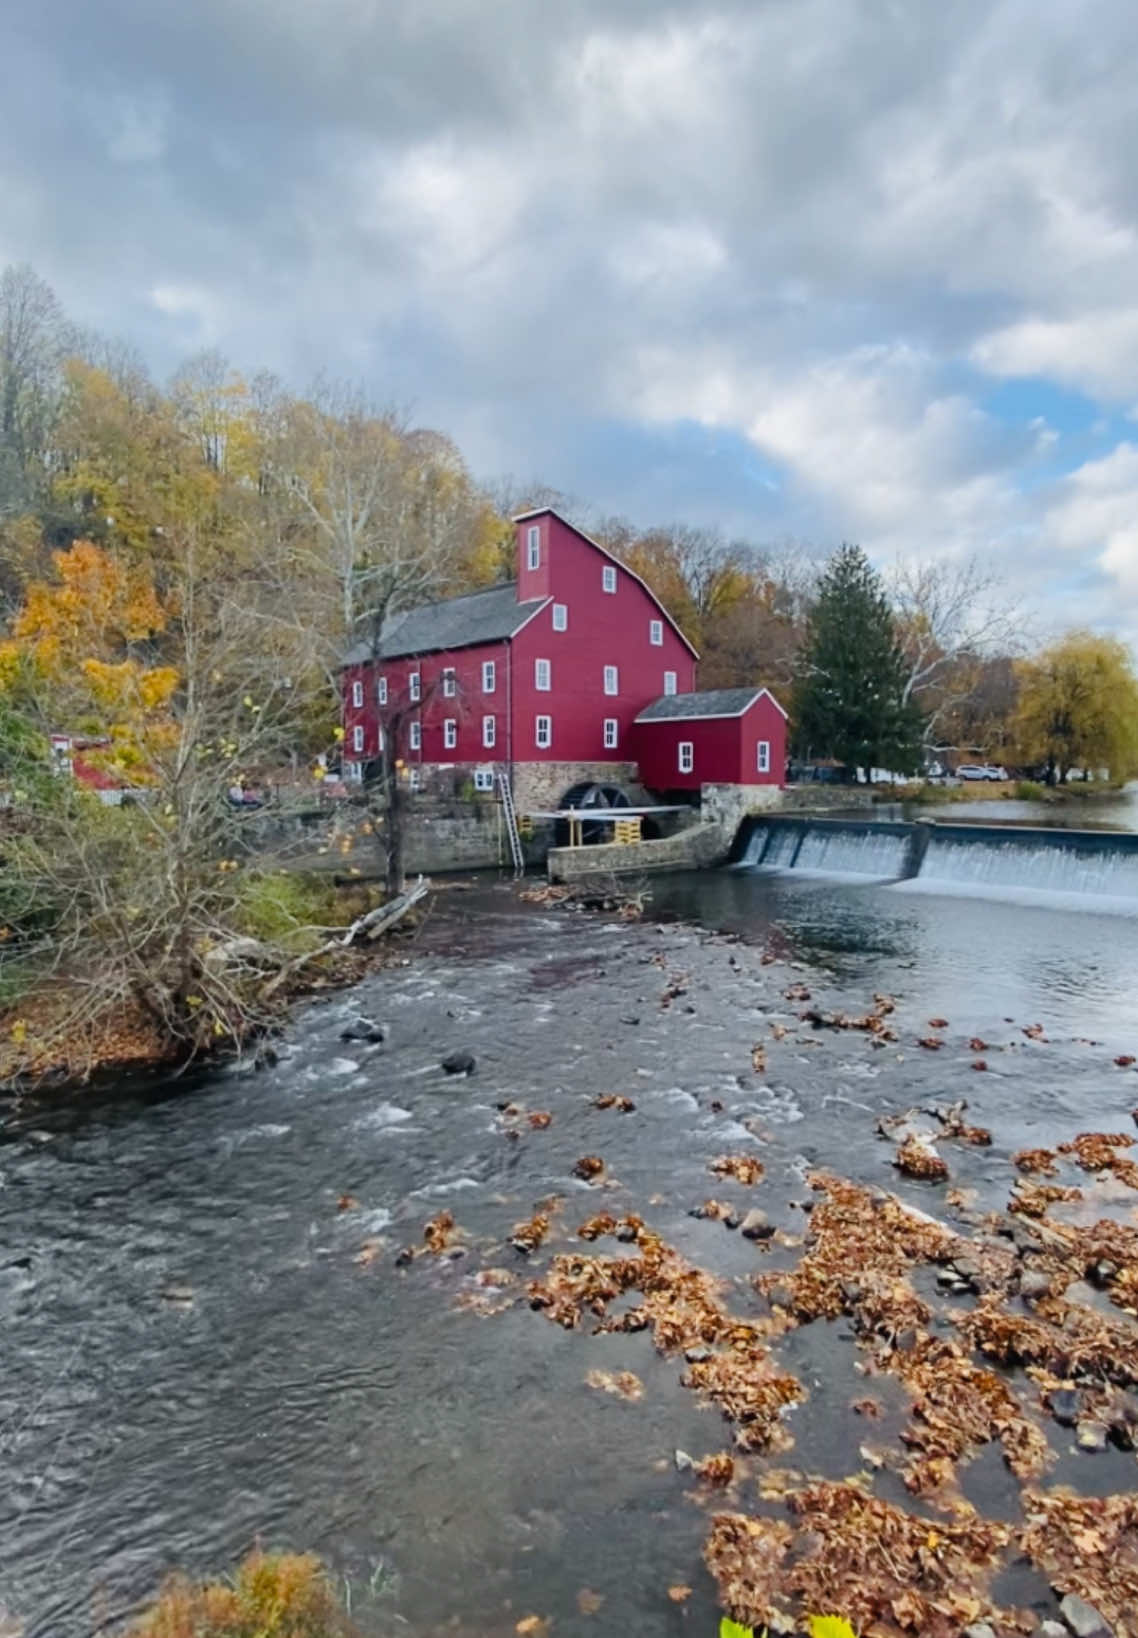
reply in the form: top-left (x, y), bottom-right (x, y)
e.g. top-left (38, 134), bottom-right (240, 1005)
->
top-left (793, 543), bottom-right (923, 779)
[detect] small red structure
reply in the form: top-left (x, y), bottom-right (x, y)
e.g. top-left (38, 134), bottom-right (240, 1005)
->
top-left (632, 688), bottom-right (787, 792)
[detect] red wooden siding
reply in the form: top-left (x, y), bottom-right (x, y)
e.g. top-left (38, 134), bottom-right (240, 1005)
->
top-left (633, 693), bottom-right (787, 791)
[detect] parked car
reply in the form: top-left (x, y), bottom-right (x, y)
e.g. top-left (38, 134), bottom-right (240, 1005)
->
top-left (955, 764), bottom-right (1007, 782)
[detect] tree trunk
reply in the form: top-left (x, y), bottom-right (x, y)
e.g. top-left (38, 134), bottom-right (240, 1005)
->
top-left (383, 745), bottom-right (406, 897)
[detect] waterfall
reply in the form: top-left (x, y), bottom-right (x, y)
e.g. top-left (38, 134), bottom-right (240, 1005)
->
top-left (730, 815), bottom-right (1138, 906)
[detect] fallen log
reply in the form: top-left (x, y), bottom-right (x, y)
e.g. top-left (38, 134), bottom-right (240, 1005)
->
top-left (260, 877), bottom-right (430, 999)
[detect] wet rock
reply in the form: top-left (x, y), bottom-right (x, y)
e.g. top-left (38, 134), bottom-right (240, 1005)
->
top-left (1091, 1259), bottom-right (1119, 1286)
top-left (1106, 1389), bottom-right (1138, 1449)
top-left (159, 1284), bottom-right (194, 1306)
top-left (441, 1051), bottom-right (476, 1076)
top-left (1020, 1269), bottom-right (1053, 1300)
top-left (1076, 1421), bottom-right (1108, 1453)
top-left (964, 1624), bottom-right (998, 1638)
top-left (673, 1448), bottom-right (694, 1471)
top-left (740, 1209), bottom-right (773, 1241)
top-left (1040, 1623), bottom-right (1068, 1638)
top-left (340, 1017), bottom-right (387, 1045)
top-left (684, 1346), bottom-right (712, 1364)
top-left (620, 1015), bottom-right (640, 1026)
top-left (1059, 1592), bottom-right (1112, 1637)
top-left (1049, 1387), bottom-right (1084, 1427)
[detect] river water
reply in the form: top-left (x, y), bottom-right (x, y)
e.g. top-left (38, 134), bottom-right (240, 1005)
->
top-left (3, 873), bottom-right (1138, 1636)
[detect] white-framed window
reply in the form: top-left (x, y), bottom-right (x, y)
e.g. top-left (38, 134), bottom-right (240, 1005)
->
top-left (483, 714), bottom-right (496, 749)
top-left (442, 667), bottom-right (456, 698)
top-left (603, 664), bottom-right (619, 695)
top-left (444, 719), bottom-right (457, 750)
top-left (757, 739), bottom-right (771, 774)
top-left (409, 721), bottom-right (421, 751)
top-left (377, 675), bottom-right (388, 705)
top-left (474, 768), bottom-right (494, 792)
top-left (678, 741), bottom-right (694, 774)
top-left (345, 759), bottom-right (363, 783)
top-left (482, 660), bottom-right (496, 693)
top-left (351, 679), bottom-right (363, 707)
top-left (603, 717), bottom-right (618, 749)
top-left (552, 602), bottom-right (568, 631)
top-left (663, 670), bottom-right (677, 696)
top-left (409, 671), bottom-right (421, 702)
top-left (526, 524), bottom-right (541, 570)
top-left (408, 767), bottom-right (421, 792)
top-left (602, 564), bottom-right (617, 594)
top-left (352, 724), bottom-right (364, 753)
top-left (535, 714), bottom-right (552, 749)
top-left (649, 619), bottom-right (663, 646)
top-left (535, 657), bottom-right (551, 691)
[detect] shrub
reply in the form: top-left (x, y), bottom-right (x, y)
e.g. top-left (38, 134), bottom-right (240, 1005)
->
top-left (128, 1549), bottom-right (358, 1637)
top-left (1014, 780), bottom-right (1046, 801)
top-left (236, 871), bottom-right (344, 949)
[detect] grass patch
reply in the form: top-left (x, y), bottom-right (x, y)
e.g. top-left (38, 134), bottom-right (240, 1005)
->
top-left (127, 1549), bottom-right (359, 1637)
top-left (1014, 780), bottom-right (1046, 800)
top-left (236, 871), bottom-right (348, 950)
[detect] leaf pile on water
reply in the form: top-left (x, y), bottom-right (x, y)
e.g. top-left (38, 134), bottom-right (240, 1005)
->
top-left (893, 1136), bottom-right (949, 1181)
top-left (1008, 1179), bottom-right (1083, 1217)
top-left (706, 1482), bottom-right (1012, 1636)
top-left (691, 1199), bottom-right (740, 1224)
top-left (527, 1111), bottom-right (553, 1129)
top-left (692, 1451), bottom-right (736, 1486)
top-left (710, 1154), bottom-right (765, 1186)
top-left (1012, 1147), bottom-right (1059, 1175)
top-left (573, 1155), bottom-right (605, 1182)
top-left (751, 1043), bottom-right (767, 1073)
top-left (592, 1093), bottom-right (636, 1112)
top-left (684, 1353), bottom-right (803, 1451)
top-left (585, 1367), bottom-right (644, 1401)
top-left (510, 1211), bottom-right (551, 1255)
top-left (423, 1210), bottom-right (457, 1253)
top-left (1060, 1129), bottom-right (1138, 1189)
top-left (666, 1583), bottom-right (692, 1603)
top-left (1019, 1487), bottom-right (1138, 1630)
top-left (576, 1588), bottom-right (604, 1616)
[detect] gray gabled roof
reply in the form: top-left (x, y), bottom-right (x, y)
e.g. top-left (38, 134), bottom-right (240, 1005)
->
top-left (342, 583), bottom-right (549, 665)
top-left (635, 687), bottom-right (766, 722)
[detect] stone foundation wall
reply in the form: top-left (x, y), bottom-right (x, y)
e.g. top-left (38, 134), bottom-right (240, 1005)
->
top-left (511, 761), bottom-right (648, 814)
top-left (547, 823), bottom-right (726, 882)
top-left (700, 781), bottom-right (874, 840)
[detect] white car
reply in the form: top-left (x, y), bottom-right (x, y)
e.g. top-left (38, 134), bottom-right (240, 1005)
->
top-left (955, 764), bottom-right (992, 781)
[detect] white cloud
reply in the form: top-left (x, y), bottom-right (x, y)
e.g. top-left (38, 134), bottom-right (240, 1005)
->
top-left (973, 310), bottom-right (1138, 400)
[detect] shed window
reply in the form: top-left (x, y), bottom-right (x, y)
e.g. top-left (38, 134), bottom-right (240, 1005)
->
top-left (351, 679), bottom-right (363, 707)
top-left (552, 602), bottom-right (568, 631)
top-left (757, 739), bottom-right (771, 774)
top-left (535, 714), bottom-right (552, 749)
top-left (526, 524), bottom-right (541, 570)
top-left (409, 721), bottom-right (421, 751)
top-left (535, 658), bottom-right (551, 691)
top-left (663, 670), bottom-right (677, 696)
top-left (409, 672), bottom-right (421, 702)
top-left (603, 718), bottom-right (618, 749)
top-left (474, 768), bottom-right (494, 791)
top-left (482, 660), bottom-right (496, 693)
top-left (442, 667), bottom-right (456, 698)
top-left (444, 719), bottom-right (457, 750)
top-left (649, 619), bottom-right (663, 646)
top-left (678, 741), bottom-right (694, 774)
top-left (483, 715), bottom-right (496, 749)
top-left (602, 564), bottom-right (617, 594)
top-left (603, 665), bottom-right (619, 695)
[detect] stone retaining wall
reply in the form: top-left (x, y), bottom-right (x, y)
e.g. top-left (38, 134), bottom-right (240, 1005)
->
top-left (547, 823), bottom-right (726, 882)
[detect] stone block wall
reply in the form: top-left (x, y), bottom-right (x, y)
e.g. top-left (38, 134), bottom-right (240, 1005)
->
top-left (511, 761), bottom-right (648, 814)
top-left (547, 823), bottom-right (726, 882)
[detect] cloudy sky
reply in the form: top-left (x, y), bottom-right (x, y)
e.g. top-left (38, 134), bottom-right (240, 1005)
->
top-left (6, 0), bottom-right (1138, 637)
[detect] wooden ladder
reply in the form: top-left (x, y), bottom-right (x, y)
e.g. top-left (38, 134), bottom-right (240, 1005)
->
top-left (497, 767), bottom-right (525, 876)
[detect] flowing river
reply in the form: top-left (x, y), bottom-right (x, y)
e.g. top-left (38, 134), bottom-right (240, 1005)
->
top-left (3, 871), bottom-right (1138, 1636)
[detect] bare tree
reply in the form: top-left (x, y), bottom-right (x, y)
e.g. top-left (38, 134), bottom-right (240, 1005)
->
top-left (0, 264), bottom-right (71, 513)
top-left (889, 556), bottom-right (1025, 740)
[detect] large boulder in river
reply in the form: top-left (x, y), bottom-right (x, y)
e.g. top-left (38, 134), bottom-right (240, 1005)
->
top-left (340, 1017), bottom-right (387, 1044)
top-left (441, 1051), bottom-right (476, 1076)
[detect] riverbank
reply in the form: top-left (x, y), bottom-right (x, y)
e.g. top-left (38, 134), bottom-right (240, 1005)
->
top-left (883, 778), bottom-right (1130, 807)
top-left (4, 876), bottom-right (1138, 1636)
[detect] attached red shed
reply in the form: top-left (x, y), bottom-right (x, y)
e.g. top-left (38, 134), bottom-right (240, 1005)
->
top-left (632, 687), bottom-right (787, 792)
